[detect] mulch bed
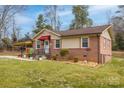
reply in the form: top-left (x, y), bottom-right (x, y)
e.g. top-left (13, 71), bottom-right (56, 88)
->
top-left (52, 60), bottom-right (98, 67)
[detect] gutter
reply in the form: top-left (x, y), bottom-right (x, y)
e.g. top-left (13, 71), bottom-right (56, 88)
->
top-left (61, 32), bottom-right (102, 37)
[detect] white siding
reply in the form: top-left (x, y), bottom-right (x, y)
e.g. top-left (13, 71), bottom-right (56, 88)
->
top-left (34, 30), bottom-right (60, 40)
top-left (101, 29), bottom-right (111, 40)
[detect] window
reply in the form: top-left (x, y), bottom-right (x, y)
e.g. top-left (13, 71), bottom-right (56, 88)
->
top-left (55, 40), bottom-right (60, 48)
top-left (36, 40), bottom-right (41, 49)
top-left (44, 40), bottom-right (48, 45)
top-left (82, 38), bottom-right (89, 48)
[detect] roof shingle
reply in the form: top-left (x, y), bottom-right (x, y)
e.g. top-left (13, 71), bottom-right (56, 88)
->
top-left (54, 25), bottom-right (111, 36)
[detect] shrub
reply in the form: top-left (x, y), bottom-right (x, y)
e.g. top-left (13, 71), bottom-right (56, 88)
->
top-left (73, 57), bottom-right (78, 63)
top-left (60, 49), bottom-right (69, 57)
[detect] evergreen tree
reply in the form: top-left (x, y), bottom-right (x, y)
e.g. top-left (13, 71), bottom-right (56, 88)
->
top-left (33, 14), bottom-right (52, 34)
top-left (115, 32), bottom-right (124, 50)
top-left (112, 5), bottom-right (124, 50)
top-left (69, 5), bottom-right (92, 29)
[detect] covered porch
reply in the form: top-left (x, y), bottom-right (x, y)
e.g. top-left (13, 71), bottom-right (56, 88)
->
top-left (34, 35), bottom-right (51, 57)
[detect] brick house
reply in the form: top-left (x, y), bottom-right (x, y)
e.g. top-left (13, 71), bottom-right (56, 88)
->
top-left (33, 25), bottom-right (112, 64)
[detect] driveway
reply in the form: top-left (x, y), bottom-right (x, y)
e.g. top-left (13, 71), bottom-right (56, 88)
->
top-left (0, 56), bottom-right (34, 61)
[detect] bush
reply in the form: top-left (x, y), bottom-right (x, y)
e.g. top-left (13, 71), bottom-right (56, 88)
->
top-left (60, 49), bottom-right (69, 57)
top-left (73, 57), bottom-right (78, 63)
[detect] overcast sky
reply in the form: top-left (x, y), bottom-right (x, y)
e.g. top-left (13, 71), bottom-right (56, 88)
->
top-left (14, 5), bottom-right (118, 36)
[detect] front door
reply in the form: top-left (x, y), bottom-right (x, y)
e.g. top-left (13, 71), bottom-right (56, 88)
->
top-left (44, 40), bottom-right (49, 54)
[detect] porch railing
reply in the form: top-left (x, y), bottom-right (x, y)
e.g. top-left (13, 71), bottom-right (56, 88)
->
top-left (34, 49), bottom-right (45, 55)
top-left (33, 48), bottom-right (51, 59)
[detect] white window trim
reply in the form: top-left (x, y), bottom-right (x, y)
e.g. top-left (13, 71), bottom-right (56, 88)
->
top-left (54, 39), bottom-right (61, 49)
top-left (81, 37), bottom-right (89, 48)
top-left (36, 40), bottom-right (41, 49)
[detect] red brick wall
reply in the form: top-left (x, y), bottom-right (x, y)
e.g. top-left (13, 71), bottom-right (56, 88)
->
top-left (33, 41), bottom-right (36, 49)
top-left (33, 35), bottom-right (112, 64)
top-left (33, 40), bottom-right (44, 49)
top-left (50, 36), bottom-right (99, 63)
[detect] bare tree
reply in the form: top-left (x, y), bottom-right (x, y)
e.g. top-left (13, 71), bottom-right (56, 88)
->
top-left (44, 5), bottom-right (63, 31)
top-left (106, 10), bottom-right (113, 24)
top-left (0, 5), bottom-right (26, 49)
top-left (0, 5), bottom-right (26, 38)
top-left (12, 17), bottom-right (17, 43)
top-left (112, 5), bottom-right (124, 31)
top-left (11, 16), bottom-right (22, 43)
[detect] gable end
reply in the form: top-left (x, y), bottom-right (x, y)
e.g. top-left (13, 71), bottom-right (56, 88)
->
top-left (33, 29), bottom-right (61, 39)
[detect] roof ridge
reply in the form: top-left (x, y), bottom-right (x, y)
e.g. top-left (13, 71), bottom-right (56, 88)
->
top-left (58, 24), bottom-right (111, 32)
top-left (77, 24), bottom-right (109, 29)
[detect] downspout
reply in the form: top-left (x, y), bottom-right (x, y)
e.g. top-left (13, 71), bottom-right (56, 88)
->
top-left (49, 36), bottom-right (51, 58)
top-left (97, 34), bottom-right (100, 64)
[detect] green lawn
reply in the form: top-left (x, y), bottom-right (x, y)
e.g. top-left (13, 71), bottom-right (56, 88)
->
top-left (0, 57), bottom-right (124, 88)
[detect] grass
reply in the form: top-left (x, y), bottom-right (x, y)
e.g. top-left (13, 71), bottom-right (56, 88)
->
top-left (0, 57), bottom-right (124, 88)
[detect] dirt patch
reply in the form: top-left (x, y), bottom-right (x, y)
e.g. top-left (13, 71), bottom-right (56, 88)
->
top-left (113, 51), bottom-right (124, 58)
top-left (61, 60), bottom-right (98, 67)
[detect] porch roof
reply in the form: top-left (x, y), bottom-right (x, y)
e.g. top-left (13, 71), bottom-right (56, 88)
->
top-left (38, 35), bottom-right (50, 41)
